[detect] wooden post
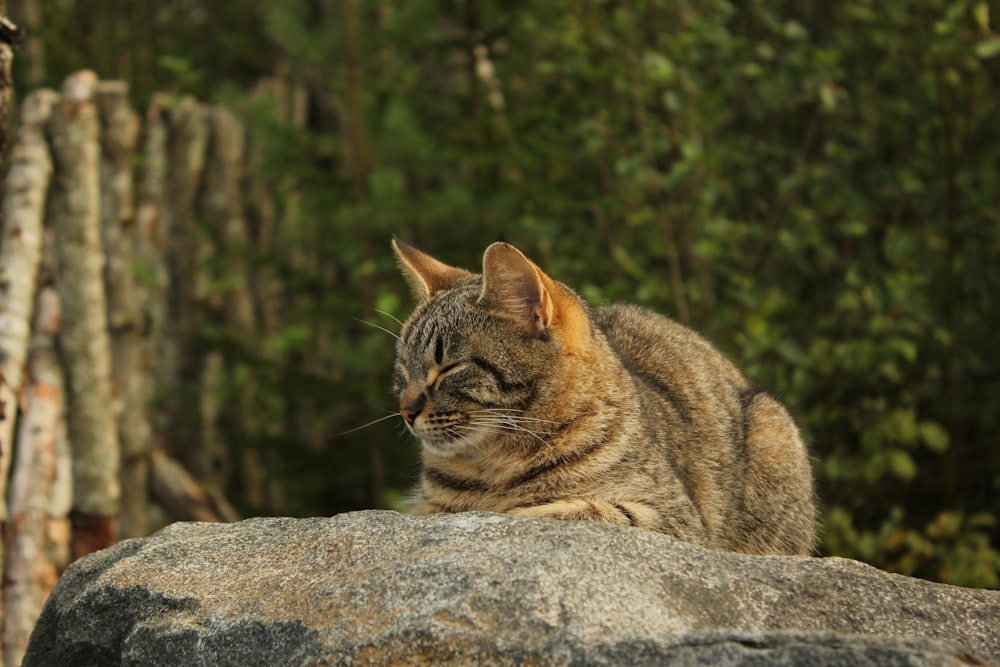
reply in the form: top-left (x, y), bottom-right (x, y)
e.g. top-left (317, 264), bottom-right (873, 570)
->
top-left (46, 70), bottom-right (121, 559)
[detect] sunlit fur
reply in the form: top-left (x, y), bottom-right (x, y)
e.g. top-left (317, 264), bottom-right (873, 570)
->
top-left (391, 239), bottom-right (817, 556)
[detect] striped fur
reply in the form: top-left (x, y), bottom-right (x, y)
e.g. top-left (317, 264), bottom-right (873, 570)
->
top-left (392, 239), bottom-right (816, 555)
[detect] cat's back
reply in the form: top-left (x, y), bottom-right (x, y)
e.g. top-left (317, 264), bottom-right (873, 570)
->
top-left (593, 303), bottom-right (748, 405)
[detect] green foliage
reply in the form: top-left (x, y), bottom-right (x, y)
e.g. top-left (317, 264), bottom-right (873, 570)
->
top-left (25, 0), bottom-right (1000, 587)
top-left (826, 507), bottom-right (1000, 589)
top-left (236, 0), bottom-right (1000, 586)
top-left (256, 0), bottom-right (1000, 587)
top-left (15, 2), bottom-right (271, 100)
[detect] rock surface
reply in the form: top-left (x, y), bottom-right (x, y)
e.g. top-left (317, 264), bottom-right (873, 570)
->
top-left (24, 510), bottom-right (1000, 666)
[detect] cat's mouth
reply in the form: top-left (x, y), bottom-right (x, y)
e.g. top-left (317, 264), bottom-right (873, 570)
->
top-left (408, 412), bottom-right (487, 457)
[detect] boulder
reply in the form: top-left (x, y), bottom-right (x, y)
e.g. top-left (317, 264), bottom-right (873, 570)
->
top-left (24, 511), bottom-right (1000, 666)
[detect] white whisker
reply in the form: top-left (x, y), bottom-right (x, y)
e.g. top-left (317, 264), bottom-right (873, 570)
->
top-left (371, 308), bottom-right (403, 326)
top-left (474, 408), bottom-right (560, 424)
top-left (470, 414), bottom-right (556, 430)
top-left (475, 416), bottom-right (558, 428)
top-left (334, 411), bottom-right (401, 437)
top-left (471, 421), bottom-right (555, 437)
top-left (354, 317), bottom-right (401, 341)
top-left (445, 427), bottom-right (484, 452)
top-left (465, 416), bottom-right (554, 448)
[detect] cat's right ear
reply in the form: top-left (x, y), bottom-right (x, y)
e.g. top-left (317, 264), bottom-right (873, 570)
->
top-left (392, 237), bottom-right (472, 301)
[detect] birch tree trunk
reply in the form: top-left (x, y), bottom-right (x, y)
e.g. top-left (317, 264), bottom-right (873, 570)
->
top-left (46, 70), bottom-right (121, 559)
top-left (0, 13), bottom-right (17, 156)
top-left (96, 81), bottom-right (149, 540)
top-left (0, 88), bottom-right (53, 530)
top-left (0, 87), bottom-right (53, 667)
top-left (2, 284), bottom-right (71, 667)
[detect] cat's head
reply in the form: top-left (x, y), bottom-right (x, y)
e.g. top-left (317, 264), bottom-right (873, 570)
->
top-left (391, 238), bottom-right (591, 457)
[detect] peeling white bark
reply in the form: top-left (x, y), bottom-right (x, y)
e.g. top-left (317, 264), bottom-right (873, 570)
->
top-left (0, 89), bottom-right (56, 521)
top-left (46, 70), bottom-right (121, 526)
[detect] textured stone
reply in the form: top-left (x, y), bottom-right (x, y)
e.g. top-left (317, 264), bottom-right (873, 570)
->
top-left (24, 511), bottom-right (1000, 666)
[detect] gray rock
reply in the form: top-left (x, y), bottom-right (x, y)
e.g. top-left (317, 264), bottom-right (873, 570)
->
top-left (23, 511), bottom-right (1000, 666)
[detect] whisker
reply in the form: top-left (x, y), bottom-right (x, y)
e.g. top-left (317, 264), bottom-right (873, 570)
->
top-left (333, 411), bottom-right (401, 437)
top-left (371, 308), bottom-right (403, 327)
top-left (473, 409), bottom-right (560, 424)
top-left (461, 423), bottom-right (540, 454)
top-left (465, 418), bottom-right (554, 447)
top-left (470, 414), bottom-right (557, 430)
top-left (446, 427), bottom-right (484, 452)
top-left (353, 317), bottom-right (401, 341)
top-left (456, 425), bottom-right (507, 440)
top-left (491, 416), bottom-right (560, 425)
top-left (470, 420), bottom-right (555, 436)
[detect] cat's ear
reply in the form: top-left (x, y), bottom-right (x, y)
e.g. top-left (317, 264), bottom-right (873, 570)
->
top-left (480, 242), bottom-right (556, 335)
top-left (392, 237), bottom-right (472, 300)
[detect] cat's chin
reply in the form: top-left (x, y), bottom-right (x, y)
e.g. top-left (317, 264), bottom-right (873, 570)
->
top-left (419, 431), bottom-right (488, 458)
top-left (419, 441), bottom-right (455, 457)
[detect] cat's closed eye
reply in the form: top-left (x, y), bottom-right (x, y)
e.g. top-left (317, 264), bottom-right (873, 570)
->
top-left (428, 362), bottom-right (466, 391)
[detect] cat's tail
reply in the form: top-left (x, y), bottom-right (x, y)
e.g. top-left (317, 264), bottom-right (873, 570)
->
top-left (737, 391), bottom-right (818, 556)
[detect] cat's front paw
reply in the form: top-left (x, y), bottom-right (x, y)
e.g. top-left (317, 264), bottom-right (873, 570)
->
top-left (508, 498), bottom-right (652, 527)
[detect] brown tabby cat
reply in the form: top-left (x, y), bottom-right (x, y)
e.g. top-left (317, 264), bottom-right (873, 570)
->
top-left (391, 238), bottom-right (816, 555)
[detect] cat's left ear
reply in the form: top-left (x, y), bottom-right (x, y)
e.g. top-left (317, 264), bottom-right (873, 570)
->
top-left (479, 242), bottom-right (556, 335)
top-left (392, 237), bottom-right (473, 301)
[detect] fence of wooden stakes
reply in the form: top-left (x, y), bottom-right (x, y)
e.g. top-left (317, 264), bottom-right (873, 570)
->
top-left (0, 70), bottom-right (297, 666)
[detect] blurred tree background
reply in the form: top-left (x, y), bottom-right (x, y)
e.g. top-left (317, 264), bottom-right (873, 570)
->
top-left (10, 0), bottom-right (1000, 588)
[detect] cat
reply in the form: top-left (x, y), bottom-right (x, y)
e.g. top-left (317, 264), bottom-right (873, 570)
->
top-left (391, 238), bottom-right (817, 556)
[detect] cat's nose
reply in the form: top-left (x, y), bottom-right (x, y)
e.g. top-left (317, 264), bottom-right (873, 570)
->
top-left (399, 393), bottom-right (426, 425)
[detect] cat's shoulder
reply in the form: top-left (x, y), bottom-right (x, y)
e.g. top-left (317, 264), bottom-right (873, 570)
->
top-left (593, 302), bottom-right (742, 380)
top-left (593, 302), bottom-right (694, 344)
